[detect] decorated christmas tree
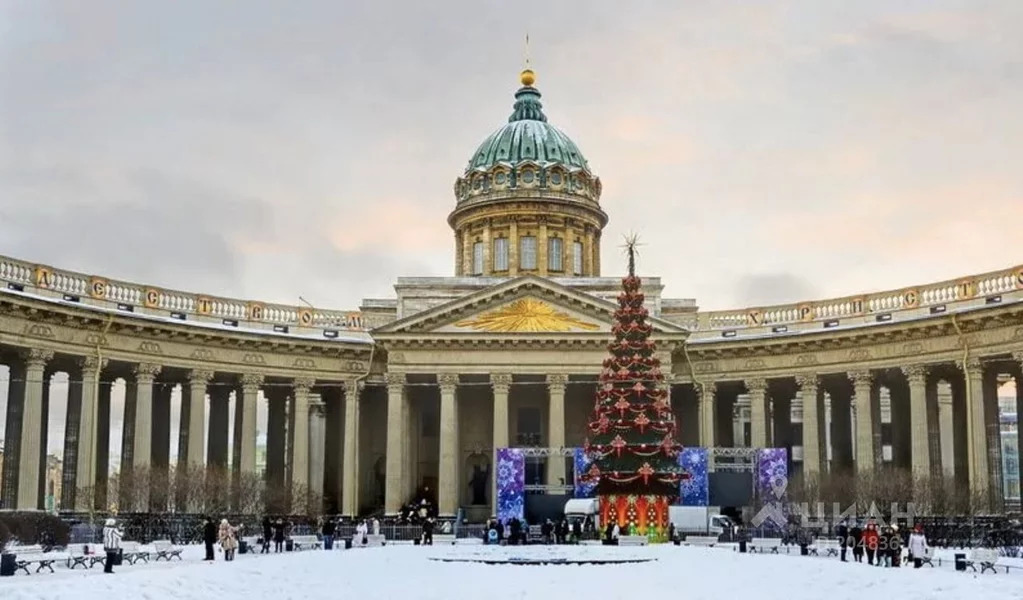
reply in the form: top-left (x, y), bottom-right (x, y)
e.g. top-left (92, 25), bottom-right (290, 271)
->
top-left (583, 236), bottom-right (685, 540)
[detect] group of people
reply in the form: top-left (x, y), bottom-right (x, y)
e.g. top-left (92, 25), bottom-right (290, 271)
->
top-left (482, 516), bottom-right (589, 545)
top-left (201, 516), bottom-right (241, 561)
top-left (835, 520), bottom-right (930, 568)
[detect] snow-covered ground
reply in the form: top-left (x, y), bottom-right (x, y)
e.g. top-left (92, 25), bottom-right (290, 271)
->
top-left (4, 543), bottom-right (1023, 600)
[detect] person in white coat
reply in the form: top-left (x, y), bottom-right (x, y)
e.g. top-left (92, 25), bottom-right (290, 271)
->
top-left (356, 520), bottom-right (369, 545)
top-left (102, 518), bottom-right (122, 574)
top-left (907, 523), bottom-right (928, 568)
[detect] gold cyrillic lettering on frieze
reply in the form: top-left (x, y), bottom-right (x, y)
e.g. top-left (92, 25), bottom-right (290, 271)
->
top-left (34, 266), bottom-right (53, 288)
top-left (89, 277), bottom-right (108, 299)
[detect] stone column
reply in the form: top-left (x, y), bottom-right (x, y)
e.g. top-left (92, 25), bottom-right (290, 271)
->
top-left (481, 221), bottom-right (492, 275)
top-left (131, 364), bottom-right (161, 474)
top-left (1014, 352), bottom-right (1023, 494)
top-left (308, 397), bottom-right (326, 512)
top-left (437, 373), bottom-right (459, 517)
top-left (849, 370), bottom-right (874, 473)
top-left (207, 385), bottom-right (230, 469)
top-left (731, 401), bottom-right (745, 447)
top-left (902, 365), bottom-right (930, 476)
top-left (700, 383), bottom-right (716, 448)
top-left (76, 356), bottom-right (107, 511)
top-left (748, 379), bottom-right (768, 449)
top-left (291, 379), bottom-right (314, 496)
top-left (460, 228), bottom-right (471, 276)
top-left (491, 373), bottom-right (512, 516)
top-left (983, 370), bottom-right (1004, 509)
top-left (17, 349), bottom-right (52, 510)
top-left (546, 373), bottom-right (568, 486)
top-left (187, 370), bottom-right (213, 469)
top-left (963, 359), bottom-right (989, 495)
top-left (239, 374), bottom-right (263, 476)
top-left (508, 219), bottom-right (519, 276)
top-left (823, 393), bottom-right (833, 469)
top-left (937, 381), bottom-right (955, 479)
top-left (797, 374), bottom-right (821, 478)
top-left (341, 379), bottom-right (362, 517)
top-left (384, 372), bottom-right (406, 515)
top-left (538, 217), bottom-right (549, 276)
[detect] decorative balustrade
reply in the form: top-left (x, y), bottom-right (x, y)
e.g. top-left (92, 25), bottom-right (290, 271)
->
top-left (694, 264), bottom-right (1023, 335)
top-left (0, 254), bottom-right (369, 334)
top-left (1, 253), bottom-right (1020, 341)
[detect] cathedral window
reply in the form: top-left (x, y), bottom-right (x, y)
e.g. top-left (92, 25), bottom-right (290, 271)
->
top-left (472, 242), bottom-right (484, 275)
top-left (520, 236), bottom-right (537, 269)
top-left (573, 241), bottom-right (583, 275)
top-left (548, 237), bottom-right (563, 271)
top-left (493, 237), bottom-right (509, 271)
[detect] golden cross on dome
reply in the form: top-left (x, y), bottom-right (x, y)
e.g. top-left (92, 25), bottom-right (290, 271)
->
top-left (520, 33), bottom-right (535, 87)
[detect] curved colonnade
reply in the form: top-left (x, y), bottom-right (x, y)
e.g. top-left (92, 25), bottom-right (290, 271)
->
top-left (1, 253), bottom-right (1021, 518)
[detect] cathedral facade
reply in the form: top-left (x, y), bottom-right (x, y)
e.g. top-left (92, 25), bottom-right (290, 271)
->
top-left (1, 69), bottom-right (1022, 519)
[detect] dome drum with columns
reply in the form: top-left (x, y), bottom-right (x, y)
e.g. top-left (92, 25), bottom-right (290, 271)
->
top-left (0, 67), bottom-right (1022, 521)
top-left (450, 70), bottom-right (607, 278)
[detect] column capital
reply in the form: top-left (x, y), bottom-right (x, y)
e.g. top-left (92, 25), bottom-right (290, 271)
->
top-left (189, 369), bottom-right (215, 385)
top-left (962, 357), bottom-right (984, 377)
top-left (79, 355), bottom-right (108, 375)
top-left (546, 373), bottom-right (569, 390)
top-left (696, 381), bottom-right (718, 400)
top-left (310, 400), bottom-right (327, 417)
top-left (848, 370), bottom-right (872, 386)
top-left (133, 362), bottom-right (162, 383)
top-left (795, 373), bottom-right (819, 390)
top-left (240, 373), bottom-right (264, 388)
top-left (294, 377), bottom-right (316, 393)
top-left (384, 371), bottom-right (406, 388)
top-left (745, 378), bottom-right (767, 394)
top-left (345, 379), bottom-right (365, 393)
top-left (1012, 349), bottom-right (1023, 367)
top-left (24, 348), bottom-right (54, 369)
top-left (438, 372), bottom-right (459, 391)
top-left (900, 364), bottom-right (927, 384)
top-left (491, 372), bottom-right (512, 393)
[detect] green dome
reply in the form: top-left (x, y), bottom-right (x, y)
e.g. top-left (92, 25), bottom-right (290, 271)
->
top-left (465, 85), bottom-right (591, 174)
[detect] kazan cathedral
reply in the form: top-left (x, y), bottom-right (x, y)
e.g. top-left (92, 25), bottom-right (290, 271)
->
top-left (1, 69), bottom-right (1022, 522)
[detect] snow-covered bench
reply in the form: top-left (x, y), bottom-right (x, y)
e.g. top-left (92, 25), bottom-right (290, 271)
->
top-left (915, 547), bottom-right (935, 567)
top-left (152, 540), bottom-right (183, 561)
top-left (619, 536), bottom-right (648, 546)
top-left (8, 545), bottom-right (58, 574)
top-left (121, 541), bottom-right (150, 564)
top-left (353, 534), bottom-right (385, 548)
top-left (812, 539), bottom-right (840, 557)
top-left (749, 538), bottom-right (782, 554)
top-left (66, 544), bottom-right (105, 569)
top-left (291, 535), bottom-right (322, 551)
top-left (965, 548), bottom-right (1001, 574)
top-left (685, 536), bottom-right (718, 547)
top-left (433, 534), bottom-right (456, 545)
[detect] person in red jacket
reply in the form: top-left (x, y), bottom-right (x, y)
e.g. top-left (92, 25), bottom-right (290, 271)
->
top-left (862, 521), bottom-right (880, 565)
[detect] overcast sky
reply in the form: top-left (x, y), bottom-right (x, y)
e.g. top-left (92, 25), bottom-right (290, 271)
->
top-left (1, 1), bottom-right (1021, 312)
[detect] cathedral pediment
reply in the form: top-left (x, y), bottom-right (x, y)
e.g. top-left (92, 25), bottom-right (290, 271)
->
top-left (372, 275), bottom-right (687, 339)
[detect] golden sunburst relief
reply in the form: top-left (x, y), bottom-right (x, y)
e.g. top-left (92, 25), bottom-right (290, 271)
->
top-left (454, 298), bottom-right (601, 332)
